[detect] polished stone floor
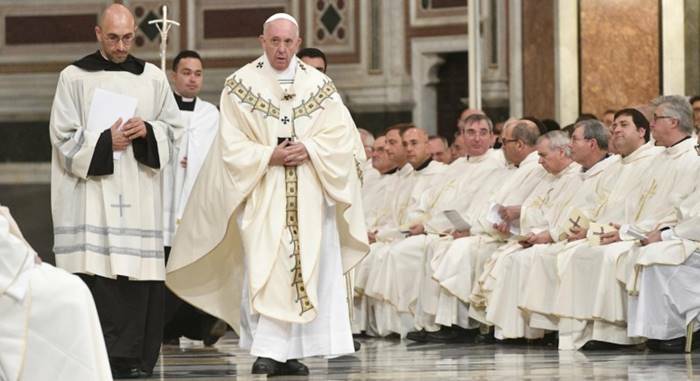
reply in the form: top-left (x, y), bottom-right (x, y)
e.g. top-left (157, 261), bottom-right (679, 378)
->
top-left (154, 333), bottom-right (700, 380)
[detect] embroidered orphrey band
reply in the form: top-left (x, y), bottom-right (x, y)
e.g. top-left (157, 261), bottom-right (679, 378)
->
top-left (285, 165), bottom-right (313, 315)
top-left (225, 76), bottom-right (281, 120)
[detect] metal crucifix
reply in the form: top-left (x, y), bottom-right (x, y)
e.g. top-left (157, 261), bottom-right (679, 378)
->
top-left (148, 4), bottom-right (180, 72)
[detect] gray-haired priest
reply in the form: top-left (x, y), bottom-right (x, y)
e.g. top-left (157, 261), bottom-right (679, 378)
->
top-left (49, 4), bottom-right (183, 379)
top-left (167, 12), bottom-right (369, 377)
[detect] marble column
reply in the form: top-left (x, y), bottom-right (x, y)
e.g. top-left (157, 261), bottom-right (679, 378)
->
top-left (685, 0), bottom-right (700, 96)
top-left (522, 0), bottom-right (555, 120)
top-left (579, 0), bottom-right (660, 118)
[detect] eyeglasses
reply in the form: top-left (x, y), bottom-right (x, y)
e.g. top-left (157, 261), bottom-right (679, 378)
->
top-left (501, 138), bottom-right (519, 145)
top-left (104, 33), bottom-right (134, 45)
top-left (571, 136), bottom-right (592, 143)
top-left (265, 37), bottom-right (297, 49)
top-left (653, 115), bottom-right (675, 122)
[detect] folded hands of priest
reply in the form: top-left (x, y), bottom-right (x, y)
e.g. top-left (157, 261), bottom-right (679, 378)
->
top-left (121, 117), bottom-right (147, 140)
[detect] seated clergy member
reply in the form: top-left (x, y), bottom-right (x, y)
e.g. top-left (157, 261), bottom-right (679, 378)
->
top-left (364, 115), bottom-right (505, 338)
top-left (428, 135), bottom-right (453, 164)
top-left (520, 108), bottom-right (660, 349)
top-left (552, 99), bottom-right (699, 350)
top-left (519, 119), bottom-right (619, 336)
top-left (354, 125), bottom-right (447, 336)
top-left (470, 131), bottom-right (583, 341)
top-left (532, 108), bottom-right (660, 350)
top-left (626, 178), bottom-right (700, 352)
top-left (0, 206), bottom-right (111, 380)
top-left (354, 133), bottom-right (405, 334)
top-left (409, 119), bottom-right (546, 342)
top-left (362, 136), bottom-right (396, 228)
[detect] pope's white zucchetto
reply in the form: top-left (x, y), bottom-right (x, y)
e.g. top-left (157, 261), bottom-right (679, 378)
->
top-left (264, 13), bottom-right (298, 27)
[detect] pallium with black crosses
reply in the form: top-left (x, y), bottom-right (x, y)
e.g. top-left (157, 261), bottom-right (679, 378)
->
top-left (225, 76), bottom-right (281, 120)
top-left (293, 81), bottom-right (338, 119)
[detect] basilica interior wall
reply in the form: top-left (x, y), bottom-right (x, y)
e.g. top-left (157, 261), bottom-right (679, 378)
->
top-left (0, 0), bottom-right (694, 179)
top-left (579, 0), bottom-right (660, 119)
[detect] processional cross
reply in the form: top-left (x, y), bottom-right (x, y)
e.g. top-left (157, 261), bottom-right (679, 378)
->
top-left (148, 4), bottom-right (180, 72)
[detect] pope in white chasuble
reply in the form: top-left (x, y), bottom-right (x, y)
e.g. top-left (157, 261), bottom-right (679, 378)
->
top-left (166, 13), bottom-right (369, 376)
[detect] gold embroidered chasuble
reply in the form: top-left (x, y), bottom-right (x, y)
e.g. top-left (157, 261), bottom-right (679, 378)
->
top-left (166, 56), bottom-right (369, 331)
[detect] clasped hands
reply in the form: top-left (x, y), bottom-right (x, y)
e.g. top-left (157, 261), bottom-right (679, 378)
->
top-left (111, 117), bottom-right (147, 151)
top-left (269, 140), bottom-right (309, 167)
top-left (518, 231), bottom-right (553, 248)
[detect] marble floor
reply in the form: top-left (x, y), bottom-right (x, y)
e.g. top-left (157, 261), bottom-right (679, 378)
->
top-left (155, 333), bottom-right (700, 380)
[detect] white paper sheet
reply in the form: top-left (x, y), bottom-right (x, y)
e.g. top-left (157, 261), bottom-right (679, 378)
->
top-left (87, 88), bottom-right (138, 160)
top-left (443, 209), bottom-right (471, 231)
top-left (486, 202), bottom-right (520, 235)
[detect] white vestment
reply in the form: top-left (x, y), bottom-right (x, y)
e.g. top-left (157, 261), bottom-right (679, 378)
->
top-left (162, 97), bottom-right (220, 245)
top-left (478, 162), bottom-right (583, 339)
top-left (627, 176), bottom-right (700, 340)
top-left (361, 151), bottom-right (505, 335)
top-left (520, 154), bottom-right (620, 330)
top-left (50, 61), bottom-right (183, 280)
top-left (166, 55), bottom-right (369, 361)
top-left (427, 151), bottom-right (546, 326)
top-left (554, 140), bottom-right (700, 348)
top-left (0, 206), bottom-right (111, 381)
top-left (357, 160), bottom-right (447, 335)
top-left (628, 251), bottom-right (700, 340)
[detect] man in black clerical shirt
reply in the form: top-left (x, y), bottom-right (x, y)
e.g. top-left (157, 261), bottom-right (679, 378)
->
top-left (162, 50), bottom-right (227, 348)
top-left (49, 4), bottom-right (183, 379)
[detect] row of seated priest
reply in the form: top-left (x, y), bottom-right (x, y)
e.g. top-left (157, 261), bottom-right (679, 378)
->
top-left (351, 99), bottom-right (700, 353)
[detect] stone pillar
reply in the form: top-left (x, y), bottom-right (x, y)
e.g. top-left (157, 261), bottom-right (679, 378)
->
top-left (579, 0), bottom-right (661, 117)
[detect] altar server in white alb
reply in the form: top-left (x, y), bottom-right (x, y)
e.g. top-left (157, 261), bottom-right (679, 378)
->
top-left (49, 4), bottom-right (183, 378)
top-left (0, 205), bottom-right (111, 381)
top-left (162, 49), bottom-right (227, 346)
top-left (166, 13), bottom-right (369, 376)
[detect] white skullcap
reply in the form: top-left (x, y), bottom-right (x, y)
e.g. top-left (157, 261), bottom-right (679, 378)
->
top-left (264, 13), bottom-right (298, 27)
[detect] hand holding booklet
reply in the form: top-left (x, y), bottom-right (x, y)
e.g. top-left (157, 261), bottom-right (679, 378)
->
top-left (587, 222), bottom-right (617, 246)
top-left (560, 208), bottom-right (590, 240)
top-left (86, 88), bottom-right (138, 160)
top-left (443, 210), bottom-right (471, 231)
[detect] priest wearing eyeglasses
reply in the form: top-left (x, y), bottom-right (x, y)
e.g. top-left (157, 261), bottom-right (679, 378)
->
top-left (49, 4), bottom-right (183, 378)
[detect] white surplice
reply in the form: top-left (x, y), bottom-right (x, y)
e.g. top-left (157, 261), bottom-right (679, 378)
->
top-left (50, 61), bottom-right (183, 280)
top-left (0, 206), bottom-right (111, 381)
top-left (162, 97), bottom-right (219, 245)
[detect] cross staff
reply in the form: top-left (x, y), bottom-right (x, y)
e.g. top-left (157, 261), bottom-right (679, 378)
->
top-left (148, 4), bottom-right (180, 72)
